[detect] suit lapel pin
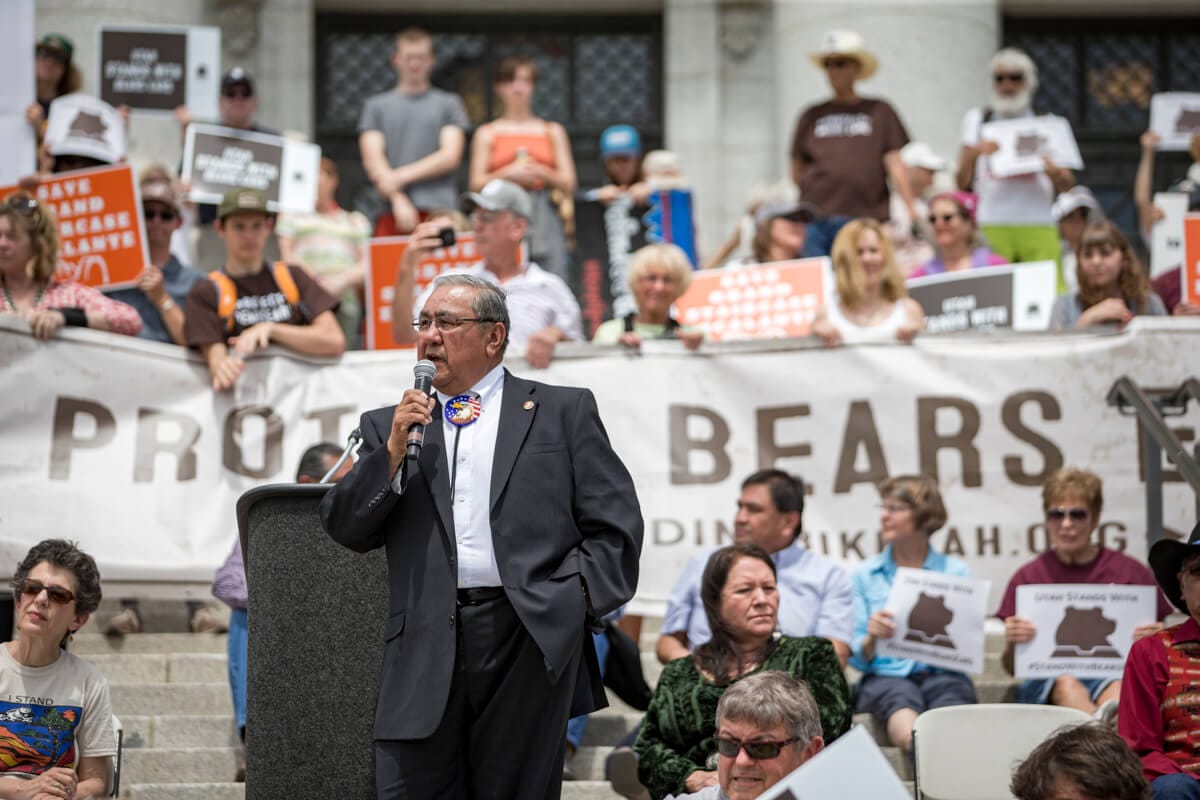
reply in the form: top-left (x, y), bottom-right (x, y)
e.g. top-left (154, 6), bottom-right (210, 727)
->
top-left (523, 400), bottom-right (535, 411)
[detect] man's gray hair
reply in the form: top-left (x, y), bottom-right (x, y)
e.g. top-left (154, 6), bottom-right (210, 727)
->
top-left (430, 273), bottom-right (510, 350)
top-left (990, 47), bottom-right (1039, 95)
top-left (715, 671), bottom-right (822, 744)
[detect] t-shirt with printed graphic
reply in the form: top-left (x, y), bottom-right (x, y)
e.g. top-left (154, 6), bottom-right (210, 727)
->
top-left (183, 262), bottom-right (338, 347)
top-left (790, 97), bottom-right (910, 221)
top-left (0, 646), bottom-right (116, 779)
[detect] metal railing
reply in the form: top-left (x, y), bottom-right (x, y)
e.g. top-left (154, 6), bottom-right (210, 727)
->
top-left (1106, 377), bottom-right (1200, 544)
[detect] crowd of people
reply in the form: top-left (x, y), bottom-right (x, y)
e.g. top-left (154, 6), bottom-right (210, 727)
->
top-left (3, 19), bottom-right (1200, 800)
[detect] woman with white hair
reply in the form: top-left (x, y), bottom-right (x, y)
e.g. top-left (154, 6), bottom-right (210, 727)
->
top-left (592, 243), bottom-right (702, 350)
top-left (955, 48), bottom-right (1075, 290)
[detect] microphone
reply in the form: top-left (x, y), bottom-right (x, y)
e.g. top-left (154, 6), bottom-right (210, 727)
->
top-left (406, 359), bottom-right (437, 461)
top-left (320, 427), bottom-right (362, 484)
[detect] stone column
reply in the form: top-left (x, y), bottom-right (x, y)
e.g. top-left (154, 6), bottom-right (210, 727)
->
top-left (663, 0), bottom-right (723, 259)
top-left (773, 0), bottom-right (1002, 195)
top-left (253, 0), bottom-right (314, 139)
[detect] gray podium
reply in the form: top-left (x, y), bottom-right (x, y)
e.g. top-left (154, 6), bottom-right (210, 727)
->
top-left (237, 484), bottom-right (387, 799)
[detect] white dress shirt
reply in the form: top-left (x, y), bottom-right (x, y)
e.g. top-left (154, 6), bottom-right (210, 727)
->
top-left (437, 364), bottom-right (506, 588)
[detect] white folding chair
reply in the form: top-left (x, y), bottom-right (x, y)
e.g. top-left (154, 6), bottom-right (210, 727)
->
top-left (912, 704), bottom-right (1092, 800)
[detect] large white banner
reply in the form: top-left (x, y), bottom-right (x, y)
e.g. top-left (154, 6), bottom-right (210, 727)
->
top-left (2, 317), bottom-right (1199, 615)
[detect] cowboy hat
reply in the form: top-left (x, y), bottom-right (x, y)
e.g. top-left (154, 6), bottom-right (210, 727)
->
top-left (1149, 521), bottom-right (1200, 614)
top-left (808, 30), bottom-right (878, 80)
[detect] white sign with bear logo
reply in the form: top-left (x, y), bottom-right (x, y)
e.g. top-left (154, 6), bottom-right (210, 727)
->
top-left (1014, 584), bottom-right (1157, 679)
top-left (876, 568), bottom-right (991, 674)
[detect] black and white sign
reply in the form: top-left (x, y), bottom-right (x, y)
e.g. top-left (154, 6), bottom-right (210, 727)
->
top-left (907, 261), bottom-right (1057, 334)
top-left (981, 115), bottom-right (1084, 177)
top-left (98, 25), bottom-right (220, 118)
top-left (182, 124), bottom-right (319, 214)
top-left (876, 567), bottom-right (990, 674)
top-left (44, 95), bottom-right (127, 165)
top-left (1150, 93), bottom-right (1200, 152)
top-left (1151, 192), bottom-right (1189, 278)
top-left (1014, 584), bottom-right (1156, 679)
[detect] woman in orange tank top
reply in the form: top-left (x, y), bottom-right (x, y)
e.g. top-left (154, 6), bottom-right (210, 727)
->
top-left (469, 56), bottom-right (576, 279)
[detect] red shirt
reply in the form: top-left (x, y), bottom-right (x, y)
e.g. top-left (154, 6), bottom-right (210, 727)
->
top-left (994, 548), bottom-right (1174, 621)
top-left (1120, 617), bottom-right (1200, 782)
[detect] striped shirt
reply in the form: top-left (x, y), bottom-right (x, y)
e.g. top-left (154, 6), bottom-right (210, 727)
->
top-left (1, 279), bottom-right (142, 336)
top-left (415, 261), bottom-right (583, 345)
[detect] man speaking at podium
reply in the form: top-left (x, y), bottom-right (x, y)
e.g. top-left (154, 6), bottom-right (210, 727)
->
top-left (320, 273), bottom-right (643, 799)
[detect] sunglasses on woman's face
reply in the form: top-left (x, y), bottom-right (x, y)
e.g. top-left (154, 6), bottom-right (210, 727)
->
top-left (928, 213), bottom-right (960, 225)
top-left (993, 72), bottom-right (1025, 84)
top-left (1046, 507), bottom-right (1089, 522)
top-left (143, 207), bottom-right (178, 222)
top-left (18, 578), bottom-right (76, 605)
top-left (2, 195), bottom-right (39, 216)
top-left (715, 735), bottom-right (801, 760)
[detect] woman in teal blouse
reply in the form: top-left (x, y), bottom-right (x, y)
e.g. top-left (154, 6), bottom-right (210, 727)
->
top-left (634, 542), bottom-right (851, 799)
top-left (851, 474), bottom-right (977, 754)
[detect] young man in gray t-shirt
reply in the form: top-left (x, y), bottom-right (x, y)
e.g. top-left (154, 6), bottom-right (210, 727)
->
top-left (359, 27), bottom-right (470, 236)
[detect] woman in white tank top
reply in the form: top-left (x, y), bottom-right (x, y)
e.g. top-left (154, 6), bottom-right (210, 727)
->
top-left (812, 218), bottom-right (925, 346)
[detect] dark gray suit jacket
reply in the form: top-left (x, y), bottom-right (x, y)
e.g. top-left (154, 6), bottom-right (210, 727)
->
top-left (319, 370), bottom-right (643, 740)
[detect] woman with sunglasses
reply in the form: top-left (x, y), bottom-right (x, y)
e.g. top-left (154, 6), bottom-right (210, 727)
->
top-left (1, 539), bottom-right (115, 795)
top-left (0, 192), bottom-right (142, 340)
top-left (25, 35), bottom-right (82, 147)
top-left (851, 475), bottom-right (977, 755)
top-left (909, 191), bottom-right (1007, 278)
top-left (630, 543), bottom-right (851, 800)
top-left (996, 468), bottom-right (1171, 719)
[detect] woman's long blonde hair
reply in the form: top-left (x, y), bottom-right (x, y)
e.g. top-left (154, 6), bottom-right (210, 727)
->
top-left (0, 193), bottom-right (59, 283)
top-left (830, 218), bottom-right (907, 308)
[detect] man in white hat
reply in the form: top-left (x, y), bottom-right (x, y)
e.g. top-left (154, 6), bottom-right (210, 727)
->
top-left (955, 48), bottom-right (1075, 290)
top-left (888, 142), bottom-right (946, 274)
top-left (789, 30), bottom-right (914, 259)
top-left (393, 179), bottom-right (583, 367)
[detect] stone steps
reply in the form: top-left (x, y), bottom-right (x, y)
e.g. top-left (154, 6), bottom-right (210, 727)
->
top-left (73, 614), bottom-right (1020, 798)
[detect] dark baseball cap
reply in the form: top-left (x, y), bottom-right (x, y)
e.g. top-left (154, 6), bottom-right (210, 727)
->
top-left (221, 68), bottom-right (255, 96)
top-left (37, 34), bottom-right (74, 62)
top-left (217, 188), bottom-right (272, 220)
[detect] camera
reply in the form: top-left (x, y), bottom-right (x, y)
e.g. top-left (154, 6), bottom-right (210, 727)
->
top-left (437, 228), bottom-right (456, 248)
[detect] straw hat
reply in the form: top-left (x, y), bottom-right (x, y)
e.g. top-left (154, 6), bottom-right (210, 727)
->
top-left (808, 30), bottom-right (878, 80)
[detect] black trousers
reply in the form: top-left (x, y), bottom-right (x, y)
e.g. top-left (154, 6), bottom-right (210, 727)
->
top-left (375, 593), bottom-right (578, 800)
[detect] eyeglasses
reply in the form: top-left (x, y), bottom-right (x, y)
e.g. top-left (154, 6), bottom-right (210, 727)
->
top-left (222, 89), bottom-right (253, 100)
top-left (879, 502), bottom-right (912, 515)
top-left (413, 316), bottom-right (497, 332)
top-left (993, 72), bottom-right (1025, 84)
top-left (470, 210), bottom-right (508, 224)
top-left (715, 736), bottom-right (802, 760)
top-left (18, 578), bottom-right (76, 605)
top-left (824, 57), bottom-right (855, 69)
top-left (928, 213), bottom-right (960, 225)
top-left (1046, 507), bottom-right (1089, 522)
top-left (144, 208), bottom-right (178, 222)
top-left (2, 195), bottom-right (39, 216)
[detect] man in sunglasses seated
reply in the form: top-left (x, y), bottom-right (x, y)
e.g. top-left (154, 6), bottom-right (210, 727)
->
top-left (995, 467), bottom-right (1173, 720)
top-left (103, 168), bottom-right (204, 345)
top-left (667, 671), bottom-right (824, 800)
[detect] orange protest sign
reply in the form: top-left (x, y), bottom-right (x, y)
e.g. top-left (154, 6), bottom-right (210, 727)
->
top-left (1184, 213), bottom-right (1200, 304)
top-left (0, 164), bottom-right (149, 290)
top-left (673, 258), bottom-right (832, 341)
top-left (364, 234), bottom-right (483, 350)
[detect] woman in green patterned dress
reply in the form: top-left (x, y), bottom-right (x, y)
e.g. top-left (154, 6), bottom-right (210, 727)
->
top-left (633, 542), bottom-right (852, 799)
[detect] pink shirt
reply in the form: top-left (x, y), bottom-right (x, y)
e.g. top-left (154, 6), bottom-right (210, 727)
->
top-left (0, 279), bottom-right (142, 336)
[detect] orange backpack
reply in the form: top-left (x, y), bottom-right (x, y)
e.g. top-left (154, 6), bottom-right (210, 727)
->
top-left (208, 261), bottom-right (300, 332)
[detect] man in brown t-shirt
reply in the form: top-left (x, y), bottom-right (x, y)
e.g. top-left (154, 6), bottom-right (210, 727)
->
top-left (184, 188), bottom-right (345, 391)
top-left (789, 30), bottom-right (914, 258)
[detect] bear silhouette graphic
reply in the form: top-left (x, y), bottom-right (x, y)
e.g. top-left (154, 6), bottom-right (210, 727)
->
top-left (1050, 606), bottom-right (1120, 659)
top-left (904, 591), bottom-right (956, 649)
top-left (68, 111), bottom-right (109, 142)
top-left (1175, 108), bottom-right (1200, 135)
top-left (1015, 132), bottom-right (1047, 156)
